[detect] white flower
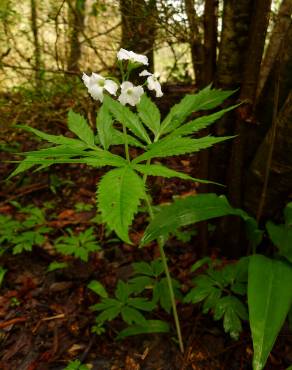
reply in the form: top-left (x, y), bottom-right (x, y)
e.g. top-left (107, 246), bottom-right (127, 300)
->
top-left (117, 48), bottom-right (148, 66)
top-left (118, 81), bottom-right (144, 106)
top-left (139, 70), bottom-right (163, 97)
top-left (82, 72), bottom-right (118, 102)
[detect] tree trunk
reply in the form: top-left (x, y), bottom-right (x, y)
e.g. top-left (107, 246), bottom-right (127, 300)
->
top-left (256, 0), bottom-right (292, 99)
top-left (184, 0), bottom-right (204, 87)
top-left (30, 0), bottom-right (41, 88)
top-left (120, 0), bottom-right (157, 72)
top-left (244, 91), bottom-right (292, 220)
top-left (228, 0), bottom-right (272, 209)
top-left (67, 0), bottom-right (86, 73)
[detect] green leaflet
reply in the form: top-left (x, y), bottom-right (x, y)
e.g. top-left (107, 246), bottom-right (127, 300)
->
top-left (133, 163), bottom-right (220, 185)
top-left (141, 193), bottom-right (261, 246)
top-left (88, 280), bottom-right (108, 298)
top-left (132, 136), bottom-right (234, 164)
top-left (110, 128), bottom-right (145, 149)
top-left (97, 166), bottom-right (146, 243)
top-left (160, 85), bottom-right (235, 135)
top-left (14, 125), bottom-right (88, 148)
top-left (104, 95), bottom-right (151, 144)
top-left (116, 320), bottom-right (170, 339)
top-left (96, 104), bottom-right (113, 150)
top-left (137, 94), bottom-right (160, 136)
top-left (67, 110), bottom-right (95, 146)
top-left (167, 104), bottom-right (239, 138)
top-left (248, 255), bottom-right (292, 370)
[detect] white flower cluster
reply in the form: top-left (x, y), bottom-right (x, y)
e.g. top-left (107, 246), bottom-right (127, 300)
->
top-left (82, 48), bottom-right (163, 106)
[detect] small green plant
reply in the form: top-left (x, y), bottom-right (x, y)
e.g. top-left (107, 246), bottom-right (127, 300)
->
top-left (63, 360), bottom-right (90, 370)
top-left (88, 279), bottom-right (170, 339)
top-left (55, 227), bottom-right (101, 262)
top-left (184, 257), bottom-right (249, 340)
top-left (0, 205), bottom-right (51, 255)
top-left (74, 202), bottom-right (94, 212)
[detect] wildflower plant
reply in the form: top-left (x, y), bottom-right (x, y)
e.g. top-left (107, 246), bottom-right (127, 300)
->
top-left (10, 48), bottom-right (237, 352)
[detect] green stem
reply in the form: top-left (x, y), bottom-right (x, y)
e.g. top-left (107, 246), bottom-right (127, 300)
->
top-left (144, 193), bottom-right (184, 353)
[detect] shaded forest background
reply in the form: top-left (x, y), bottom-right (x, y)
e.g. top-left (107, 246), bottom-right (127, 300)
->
top-left (0, 0), bottom-right (292, 256)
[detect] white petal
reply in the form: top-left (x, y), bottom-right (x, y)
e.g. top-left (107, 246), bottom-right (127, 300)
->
top-left (128, 51), bottom-right (148, 65)
top-left (88, 85), bottom-right (104, 102)
top-left (104, 80), bottom-right (118, 96)
top-left (82, 73), bottom-right (91, 88)
top-left (117, 48), bottom-right (131, 61)
top-left (118, 92), bottom-right (128, 105)
top-left (147, 76), bottom-right (163, 97)
top-left (121, 81), bottom-right (134, 91)
top-left (139, 70), bottom-right (152, 77)
top-left (90, 73), bottom-right (105, 84)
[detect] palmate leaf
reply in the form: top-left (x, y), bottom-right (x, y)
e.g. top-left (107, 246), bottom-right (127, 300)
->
top-left (167, 104), bottom-right (239, 138)
top-left (14, 125), bottom-right (88, 148)
top-left (137, 94), bottom-right (160, 136)
top-left (141, 193), bottom-right (261, 245)
top-left (104, 95), bottom-right (151, 144)
top-left (132, 136), bottom-right (233, 164)
top-left (67, 110), bottom-right (95, 146)
top-left (133, 163), bottom-right (220, 185)
top-left (159, 85), bottom-right (235, 135)
top-left (97, 166), bottom-right (146, 243)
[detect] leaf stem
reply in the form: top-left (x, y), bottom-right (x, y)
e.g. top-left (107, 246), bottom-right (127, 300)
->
top-left (144, 191), bottom-right (184, 353)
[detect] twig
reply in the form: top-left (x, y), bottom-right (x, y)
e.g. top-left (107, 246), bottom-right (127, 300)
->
top-left (0, 317), bottom-right (27, 329)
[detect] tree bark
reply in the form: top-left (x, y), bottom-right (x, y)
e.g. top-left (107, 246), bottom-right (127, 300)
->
top-left (184, 0), bottom-right (204, 87)
top-left (67, 0), bottom-right (86, 73)
top-left (244, 91), bottom-right (292, 220)
top-left (120, 0), bottom-right (157, 72)
top-left (256, 0), bottom-right (292, 100)
top-left (30, 0), bottom-right (42, 88)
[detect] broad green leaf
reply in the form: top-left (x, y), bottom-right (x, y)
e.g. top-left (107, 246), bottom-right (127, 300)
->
top-left (133, 163), bottom-right (220, 185)
top-left (68, 110), bottom-right (95, 146)
top-left (160, 85), bottom-right (235, 135)
top-left (248, 255), bottom-right (292, 370)
top-left (121, 306), bottom-right (147, 325)
top-left (137, 94), bottom-right (160, 136)
top-left (87, 280), bottom-right (108, 298)
top-left (116, 320), bottom-right (170, 339)
top-left (14, 125), bottom-right (88, 148)
top-left (132, 261), bottom-right (154, 276)
top-left (91, 298), bottom-right (119, 311)
top-left (96, 105), bottom-right (113, 150)
top-left (266, 221), bottom-right (292, 263)
top-left (97, 167), bottom-right (146, 243)
top-left (104, 95), bottom-right (151, 144)
top-left (132, 136), bottom-right (233, 164)
top-left (141, 194), bottom-right (260, 246)
top-left (167, 104), bottom-right (239, 138)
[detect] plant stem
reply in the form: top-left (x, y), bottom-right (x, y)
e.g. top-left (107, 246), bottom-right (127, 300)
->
top-left (144, 194), bottom-right (184, 353)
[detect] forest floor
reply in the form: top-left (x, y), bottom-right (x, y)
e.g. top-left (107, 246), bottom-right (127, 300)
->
top-left (0, 92), bottom-right (291, 370)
